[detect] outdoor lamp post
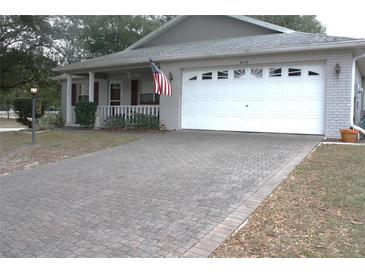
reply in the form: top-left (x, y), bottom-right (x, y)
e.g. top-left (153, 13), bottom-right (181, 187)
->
top-left (30, 87), bottom-right (37, 144)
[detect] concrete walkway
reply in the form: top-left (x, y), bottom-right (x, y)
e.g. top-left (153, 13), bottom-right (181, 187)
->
top-left (0, 130), bottom-right (320, 257)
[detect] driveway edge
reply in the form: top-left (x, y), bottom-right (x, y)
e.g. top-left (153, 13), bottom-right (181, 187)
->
top-left (181, 141), bottom-right (320, 258)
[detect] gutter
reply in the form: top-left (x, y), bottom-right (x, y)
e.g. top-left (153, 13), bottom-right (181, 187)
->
top-left (351, 52), bottom-right (365, 135)
top-left (53, 39), bottom-right (365, 73)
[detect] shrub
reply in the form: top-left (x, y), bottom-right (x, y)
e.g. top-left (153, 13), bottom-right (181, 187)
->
top-left (75, 101), bottom-right (97, 128)
top-left (128, 113), bottom-right (159, 129)
top-left (104, 113), bottom-right (159, 129)
top-left (13, 97), bottom-right (45, 126)
top-left (105, 116), bottom-right (126, 129)
top-left (36, 113), bottom-right (65, 130)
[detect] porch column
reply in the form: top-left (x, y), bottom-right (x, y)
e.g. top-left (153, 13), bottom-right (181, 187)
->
top-left (66, 73), bottom-right (72, 125)
top-left (88, 72), bottom-right (95, 102)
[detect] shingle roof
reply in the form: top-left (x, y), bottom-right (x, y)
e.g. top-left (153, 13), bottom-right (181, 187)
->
top-left (54, 32), bottom-right (365, 72)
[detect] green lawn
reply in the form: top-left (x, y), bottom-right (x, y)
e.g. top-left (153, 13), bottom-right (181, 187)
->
top-left (212, 144), bottom-right (365, 258)
top-left (0, 129), bottom-right (137, 175)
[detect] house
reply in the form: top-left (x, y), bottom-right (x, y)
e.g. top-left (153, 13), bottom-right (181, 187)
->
top-left (54, 15), bottom-right (365, 138)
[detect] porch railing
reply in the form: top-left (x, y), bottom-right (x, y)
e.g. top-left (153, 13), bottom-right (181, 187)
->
top-left (97, 105), bottom-right (160, 128)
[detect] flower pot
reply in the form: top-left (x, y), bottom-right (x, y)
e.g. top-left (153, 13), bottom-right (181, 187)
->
top-left (340, 129), bottom-right (359, 143)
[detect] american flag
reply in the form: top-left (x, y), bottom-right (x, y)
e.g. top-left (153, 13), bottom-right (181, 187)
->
top-left (149, 59), bottom-right (172, 96)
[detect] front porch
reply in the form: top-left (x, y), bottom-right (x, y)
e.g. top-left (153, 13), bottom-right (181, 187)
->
top-left (62, 67), bottom-right (160, 127)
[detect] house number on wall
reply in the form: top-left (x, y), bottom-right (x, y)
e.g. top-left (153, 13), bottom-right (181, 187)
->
top-left (239, 60), bottom-right (249, 65)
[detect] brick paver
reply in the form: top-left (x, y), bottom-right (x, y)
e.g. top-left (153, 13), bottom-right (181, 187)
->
top-left (0, 130), bottom-right (319, 257)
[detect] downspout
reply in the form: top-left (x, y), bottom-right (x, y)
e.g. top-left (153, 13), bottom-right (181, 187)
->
top-left (350, 52), bottom-right (365, 135)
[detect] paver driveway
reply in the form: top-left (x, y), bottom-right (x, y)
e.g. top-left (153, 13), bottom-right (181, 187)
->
top-left (0, 130), bottom-right (319, 257)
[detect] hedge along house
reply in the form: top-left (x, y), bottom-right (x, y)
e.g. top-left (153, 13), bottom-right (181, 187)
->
top-left (54, 15), bottom-right (365, 138)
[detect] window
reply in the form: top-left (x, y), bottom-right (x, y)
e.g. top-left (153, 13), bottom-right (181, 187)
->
top-left (139, 79), bottom-right (160, 105)
top-left (140, 93), bottom-right (159, 104)
top-left (202, 72), bottom-right (212, 80)
top-left (308, 71), bottom-right (320, 76)
top-left (269, 68), bottom-right (282, 77)
top-left (77, 83), bottom-right (89, 102)
top-left (234, 69), bottom-right (246, 79)
top-left (140, 93), bottom-right (153, 104)
top-left (251, 68), bottom-right (263, 78)
top-left (218, 70), bottom-right (228, 79)
top-left (189, 76), bottom-right (197, 80)
top-left (288, 68), bottom-right (302, 77)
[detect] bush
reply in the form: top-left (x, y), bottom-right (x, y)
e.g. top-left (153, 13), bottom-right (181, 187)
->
top-left (105, 116), bottom-right (126, 129)
top-left (75, 101), bottom-right (97, 128)
top-left (131, 113), bottom-right (159, 129)
top-left (13, 97), bottom-right (45, 126)
top-left (104, 113), bottom-right (159, 129)
top-left (36, 113), bottom-right (65, 130)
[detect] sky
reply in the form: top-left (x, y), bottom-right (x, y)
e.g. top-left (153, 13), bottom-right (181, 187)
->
top-left (317, 14), bottom-right (365, 38)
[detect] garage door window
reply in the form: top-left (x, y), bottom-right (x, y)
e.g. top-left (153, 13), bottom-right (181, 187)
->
top-left (218, 70), bottom-right (228, 79)
top-left (308, 70), bottom-right (320, 76)
top-left (234, 69), bottom-right (246, 79)
top-left (269, 68), bottom-right (282, 77)
top-left (251, 68), bottom-right (263, 78)
top-left (288, 68), bottom-right (302, 77)
top-left (202, 72), bottom-right (213, 80)
top-left (189, 76), bottom-right (197, 80)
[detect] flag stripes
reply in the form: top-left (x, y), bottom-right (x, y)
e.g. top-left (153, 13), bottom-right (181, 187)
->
top-left (149, 59), bottom-right (172, 96)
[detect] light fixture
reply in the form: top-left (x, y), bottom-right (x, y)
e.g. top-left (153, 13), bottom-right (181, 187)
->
top-left (335, 63), bottom-right (341, 79)
top-left (168, 72), bottom-right (173, 81)
top-left (30, 87), bottom-right (38, 95)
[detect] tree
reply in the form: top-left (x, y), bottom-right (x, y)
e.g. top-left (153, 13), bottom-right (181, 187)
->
top-left (53, 15), bottom-right (174, 64)
top-left (0, 16), bottom-right (58, 91)
top-left (251, 15), bottom-right (326, 34)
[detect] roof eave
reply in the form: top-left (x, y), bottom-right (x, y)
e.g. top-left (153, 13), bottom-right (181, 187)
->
top-left (53, 40), bottom-right (365, 73)
top-left (228, 15), bottom-right (295, 33)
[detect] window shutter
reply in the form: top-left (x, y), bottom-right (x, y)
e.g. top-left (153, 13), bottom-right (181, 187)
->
top-left (94, 82), bottom-right (99, 105)
top-left (131, 80), bottom-right (138, 105)
top-left (71, 84), bottom-right (77, 106)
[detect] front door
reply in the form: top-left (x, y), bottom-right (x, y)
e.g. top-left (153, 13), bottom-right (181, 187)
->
top-left (109, 82), bottom-right (122, 106)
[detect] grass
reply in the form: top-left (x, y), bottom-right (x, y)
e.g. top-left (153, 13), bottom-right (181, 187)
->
top-left (212, 144), bottom-right (365, 258)
top-left (0, 128), bottom-right (137, 175)
top-left (0, 118), bottom-right (25, 128)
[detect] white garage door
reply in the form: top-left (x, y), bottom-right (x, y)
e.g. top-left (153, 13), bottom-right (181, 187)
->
top-left (182, 64), bottom-right (326, 134)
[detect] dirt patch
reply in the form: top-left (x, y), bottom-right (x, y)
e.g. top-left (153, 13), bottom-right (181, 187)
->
top-left (0, 129), bottom-right (137, 175)
top-left (212, 144), bottom-right (365, 258)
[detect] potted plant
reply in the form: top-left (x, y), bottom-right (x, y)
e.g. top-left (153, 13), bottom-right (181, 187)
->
top-left (340, 128), bottom-right (359, 143)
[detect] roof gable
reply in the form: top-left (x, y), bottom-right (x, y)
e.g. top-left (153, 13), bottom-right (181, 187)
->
top-left (127, 15), bottom-right (294, 50)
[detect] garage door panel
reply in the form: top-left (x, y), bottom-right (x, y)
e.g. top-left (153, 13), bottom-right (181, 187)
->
top-left (247, 101), bottom-right (265, 114)
top-left (302, 118), bottom-right (324, 133)
top-left (182, 101), bottom-right (199, 113)
top-left (247, 84), bottom-right (265, 100)
top-left (265, 101), bottom-right (285, 113)
top-left (182, 115), bottom-right (200, 129)
top-left (182, 64), bottom-right (325, 135)
top-left (302, 101), bottom-right (324, 116)
top-left (245, 118), bottom-right (265, 132)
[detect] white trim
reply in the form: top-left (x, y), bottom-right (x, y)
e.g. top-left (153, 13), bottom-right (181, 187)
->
top-left (351, 52), bottom-right (365, 135)
top-left (66, 73), bottom-right (72, 125)
top-left (88, 72), bottom-right (95, 102)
